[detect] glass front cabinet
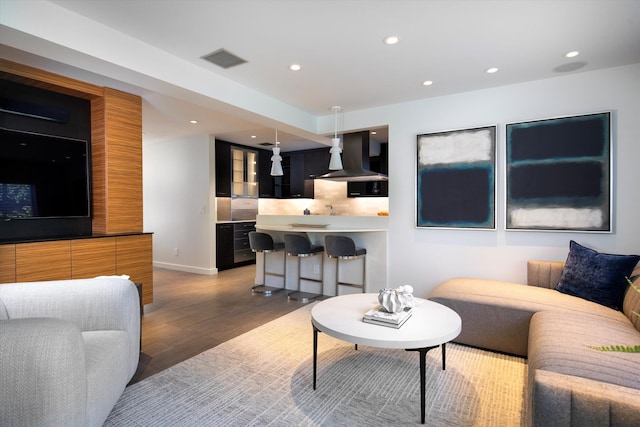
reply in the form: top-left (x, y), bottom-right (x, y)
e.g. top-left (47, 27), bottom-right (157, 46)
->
top-left (231, 147), bottom-right (258, 198)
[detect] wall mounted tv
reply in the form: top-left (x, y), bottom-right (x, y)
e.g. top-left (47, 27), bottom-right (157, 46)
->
top-left (0, 127), bottom-right (92, 241)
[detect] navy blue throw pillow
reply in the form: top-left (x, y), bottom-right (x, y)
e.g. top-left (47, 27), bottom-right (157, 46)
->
top-left (556, 241), bottom-right (640, 310)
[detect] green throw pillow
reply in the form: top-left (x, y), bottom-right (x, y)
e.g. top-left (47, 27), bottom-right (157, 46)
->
top-left (556, 240), bottom-right (640, 310)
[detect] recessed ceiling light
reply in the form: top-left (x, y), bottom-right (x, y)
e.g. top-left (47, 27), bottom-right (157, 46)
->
top-left (565, 51), bottom-right (580, 58)
top-left (289, 64), bottom-right (301, 71)
top-left (189, 120), bottom-right (198, 124)
top-left (383, 35), bottom-right (400, 45)
top-left (371, 131), bottom-right (377, 135)
top-left (486, 67), bottom-right (499, 74)
top-left (251, 135), bottom-right (257, 139)
top-left (422, 80), bottom-right (433, 86)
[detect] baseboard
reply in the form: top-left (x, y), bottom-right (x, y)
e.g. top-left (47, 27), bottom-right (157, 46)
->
top-left (153, 261), bottom-right (218, 275)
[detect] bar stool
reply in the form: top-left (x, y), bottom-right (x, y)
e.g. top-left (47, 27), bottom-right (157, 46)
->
top-left (284, 234), bottom-right (324, 303)
top-left (249, 231), bottom-right (285, 296)
top-left (325, 235), bottom-right (366, 295)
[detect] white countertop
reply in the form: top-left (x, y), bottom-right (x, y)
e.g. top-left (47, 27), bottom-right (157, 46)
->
top-left (256, 224), bottom-right (386, 233)
top-left (256, 214), bottom-right (388, 232)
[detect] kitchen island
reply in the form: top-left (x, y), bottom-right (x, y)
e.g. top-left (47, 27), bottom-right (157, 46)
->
top-left (255, 215), bottom-right (388, 297)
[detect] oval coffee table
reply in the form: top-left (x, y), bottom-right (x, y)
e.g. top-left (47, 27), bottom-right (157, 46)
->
top-left (311, 293), bottom-right (462, 424)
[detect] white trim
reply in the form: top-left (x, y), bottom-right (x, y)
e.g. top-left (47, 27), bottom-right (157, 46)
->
top-left (153, 261), bottom-right (218, 275)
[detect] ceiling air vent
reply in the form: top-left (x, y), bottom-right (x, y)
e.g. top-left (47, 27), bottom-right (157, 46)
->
top-left (258, 142), bottom-right (274, 147)
top-left (201, 49), bottom-right (247, 69)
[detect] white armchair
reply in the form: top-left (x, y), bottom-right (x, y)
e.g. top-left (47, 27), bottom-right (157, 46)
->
top-left (0, 277), bottom-right (140, 427)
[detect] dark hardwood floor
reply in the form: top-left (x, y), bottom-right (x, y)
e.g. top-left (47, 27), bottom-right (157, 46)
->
top-left (131, 265), bottom-right (305, 384)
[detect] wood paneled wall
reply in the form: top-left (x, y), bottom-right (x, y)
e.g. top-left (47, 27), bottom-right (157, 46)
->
top-left (0, 59), bottom-right (103, 99)
top-left (91, 89), bottom-right (143, 234)
top-left (0, 60), bottom-right (152, 303)
top-left (104, 88), bottom-right (143, 233)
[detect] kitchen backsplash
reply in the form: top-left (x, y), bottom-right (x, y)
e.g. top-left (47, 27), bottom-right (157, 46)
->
top-left (258, 180), bottom-right (389, 216)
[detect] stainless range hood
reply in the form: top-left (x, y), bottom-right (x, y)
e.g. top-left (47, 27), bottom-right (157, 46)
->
top-left (317, 131), bottom-right (388, 182)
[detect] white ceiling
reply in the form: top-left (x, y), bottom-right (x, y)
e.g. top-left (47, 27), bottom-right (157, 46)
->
top-left (2, 0), bottom-right (639, 150)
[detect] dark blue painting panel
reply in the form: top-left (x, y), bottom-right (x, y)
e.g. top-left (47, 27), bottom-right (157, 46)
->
top-left (419, 167), bottom-right (492, 227)
top-left (506, 112), bottom-right (611, 232)
top-left (417, 126), bottom-right (496, 229)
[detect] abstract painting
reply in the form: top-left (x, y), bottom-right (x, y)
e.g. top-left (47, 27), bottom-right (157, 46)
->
top-left (505, 112), bottom-right (611, 232)
top-left (416, 126), bottom-right (496, 229)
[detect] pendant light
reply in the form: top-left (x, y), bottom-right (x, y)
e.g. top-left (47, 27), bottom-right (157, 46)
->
top-left (328, 106), bottom-right (343, 170)
top-left (270, 128), bottom-right (283, 176)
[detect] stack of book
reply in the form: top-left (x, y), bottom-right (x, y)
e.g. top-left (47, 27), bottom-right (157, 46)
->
top-left (363, 305), bottom-right (413, 328)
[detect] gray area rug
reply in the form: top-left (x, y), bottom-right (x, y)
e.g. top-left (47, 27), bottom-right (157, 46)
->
top-left (106, 303), bottom-right (526, 426)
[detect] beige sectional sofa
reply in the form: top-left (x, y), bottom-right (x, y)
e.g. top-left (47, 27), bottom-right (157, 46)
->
top-left (431, 260), bottom-right (640, 426)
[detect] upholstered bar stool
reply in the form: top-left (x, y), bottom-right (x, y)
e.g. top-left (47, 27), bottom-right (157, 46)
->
top-left (283, 234), bottom-right (324, 303)
top-left (325, 235), bottom-right (366, 296)
top-left (249, 231), bottom-right (286, 296)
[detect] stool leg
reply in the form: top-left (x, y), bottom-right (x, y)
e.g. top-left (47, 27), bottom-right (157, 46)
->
top-left (335, 257), bottom-right (340, 297)
top-left (362, 255), bottom-right (366, 293)
top-left (282, 250), bottom-right (287, 291)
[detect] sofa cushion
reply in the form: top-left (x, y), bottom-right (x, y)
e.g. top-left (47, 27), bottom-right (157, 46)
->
top-left (532, 370), bottom-right (640, 427)
top-left (431, 277), bottom-right (629, 356)
top-left (528, 310), bottom-right (640, 393)
top-left (623, 268), bottom-right (640, 332)
top-left (556, 240), bottom-right (639, 310)
top-left (83, 330), bottom-right (131, 427)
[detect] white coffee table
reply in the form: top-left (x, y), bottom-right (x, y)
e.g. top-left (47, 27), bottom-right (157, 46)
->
top-left (311, 293), bottom-right (462, 424)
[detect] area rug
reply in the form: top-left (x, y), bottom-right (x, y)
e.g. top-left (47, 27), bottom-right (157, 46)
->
top-left (105, 303), bottom-right (527, 426)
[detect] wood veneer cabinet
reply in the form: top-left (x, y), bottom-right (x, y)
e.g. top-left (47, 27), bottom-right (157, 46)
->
top-left (71, 237), bottom-right (117, 279)
top-left (0, 245), bottom-right (16, 284)
top-left (16, 241), bottom-right (72, 282)
top-left (116, 234), bottom-right (153, 305)
top-left (0, 235), bottom-right (153, 304)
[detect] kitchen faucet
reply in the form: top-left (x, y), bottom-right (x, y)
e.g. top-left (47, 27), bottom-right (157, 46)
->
top-left (326, 204), bottom-right (335, 216)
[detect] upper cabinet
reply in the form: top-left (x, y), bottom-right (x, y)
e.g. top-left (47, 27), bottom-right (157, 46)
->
top-left (232, 147), bottom-right (258, 197)
top-left (215, 140), bottom-right (258, 198)
top-left (258, 149), bottom-right (274, 198)
top-left (215, 140), bottom-right (232, 197)
top-left (304, 148), bottom-right (331, 179)
top-left (259, 148), bottom-right (329, 199)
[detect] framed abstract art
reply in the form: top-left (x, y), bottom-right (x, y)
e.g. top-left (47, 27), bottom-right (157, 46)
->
top-left (416, 125), bottom-right (496, 229)
top-left (505, 112), bottom-right (611, 232)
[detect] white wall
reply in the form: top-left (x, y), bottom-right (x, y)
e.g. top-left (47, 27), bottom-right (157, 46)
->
top-left (342, 63), bottom-right (639, 297)
top-left (143, 134), bottom-right (216, 274)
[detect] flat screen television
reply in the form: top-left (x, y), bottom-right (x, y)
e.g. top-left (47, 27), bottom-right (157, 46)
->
top-left (0, 127), bottom-right (92, 241)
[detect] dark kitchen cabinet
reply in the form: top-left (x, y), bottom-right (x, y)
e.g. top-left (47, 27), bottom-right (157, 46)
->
top-left (259, 147), bottom-right (330, 199)
top-left (216, 140), bottom-right (258, 198)
top-left (304, 148), bottom-right (331, 179)
top-left (271, 152), bottom-right (314, 199)
top-left (216, 222), bottom-right (256, 271)
top-left (233, 222), bottom-right (256, 265)
top-left (215, 140), bottom-right (232, 197)
top-left (215, 223), bottom-right (234, 270)
top-left (287, 152), bottom-right (306, 197)
top-left (258, 149), bottom-right (275, 198)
